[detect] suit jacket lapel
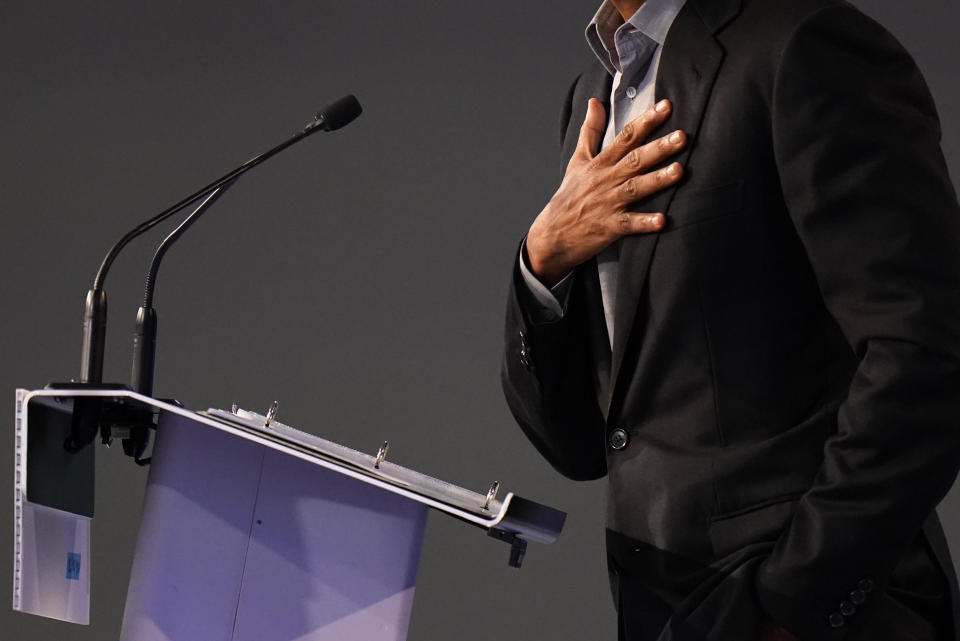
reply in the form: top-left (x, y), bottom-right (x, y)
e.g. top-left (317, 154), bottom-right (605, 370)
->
top-left (607, 0), bottom-right (732, 415)
top-left (561, 61), bottom-right (612, 168)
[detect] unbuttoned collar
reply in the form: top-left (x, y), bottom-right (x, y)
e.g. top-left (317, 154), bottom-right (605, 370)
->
top-left (586, 0), bottom-right (688, 75)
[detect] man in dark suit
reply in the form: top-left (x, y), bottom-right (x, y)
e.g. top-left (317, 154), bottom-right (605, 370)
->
top-left (501, 0), bottom-right (960, 639)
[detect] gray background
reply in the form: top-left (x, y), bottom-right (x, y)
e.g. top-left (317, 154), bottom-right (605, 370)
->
top-left (0, 1), bottom-right (957, 639)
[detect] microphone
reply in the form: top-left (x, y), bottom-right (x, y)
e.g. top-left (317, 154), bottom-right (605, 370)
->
top-left (306, 94), bottom-right (363, 132)
top-left (127, 96), bottom-right (363, 396)
top-left (77, 94), bottom-right (363, 386)
top-left (62, 95), bottom-right (362, 460)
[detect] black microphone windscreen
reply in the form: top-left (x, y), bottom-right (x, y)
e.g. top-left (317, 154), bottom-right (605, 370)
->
top-left (318, 95), bottom-right (362, 131)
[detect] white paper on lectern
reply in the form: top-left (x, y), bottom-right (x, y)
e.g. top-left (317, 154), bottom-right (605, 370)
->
top-left (16, 501), bottom-right (90, 625)
top-left (13, 388), bottom-right (90, 625)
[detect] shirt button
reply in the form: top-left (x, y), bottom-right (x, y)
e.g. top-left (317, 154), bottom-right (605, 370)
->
top-left (828, 612), bottom-right (845, 628)
top-left (625, 86), bottom-right (638, 99)
top-left (609, 428), bottom-right (629, 450)
top-left (840, 601), bottom-right (856, 616)
top-left (850, 589), bottom-right (866, 605)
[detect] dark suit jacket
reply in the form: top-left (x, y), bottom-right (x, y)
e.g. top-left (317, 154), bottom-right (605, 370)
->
top-left (501, 0), bottom-right (960, 639)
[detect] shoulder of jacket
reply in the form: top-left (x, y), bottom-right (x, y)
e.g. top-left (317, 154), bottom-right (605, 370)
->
top-left (732, 0), bottom-right (856, 40)
top-left (721, 0), bottom-right (876, 67)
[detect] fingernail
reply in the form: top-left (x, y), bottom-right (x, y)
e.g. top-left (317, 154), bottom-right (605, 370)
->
top-left (669, 131), bottom-right (682, 144)
top-left (651, 214), bottom-right (665, 226)
top-left (655, 100), bottom-right (670, 113)
top-left (667, 163), bottom-right (680, 176)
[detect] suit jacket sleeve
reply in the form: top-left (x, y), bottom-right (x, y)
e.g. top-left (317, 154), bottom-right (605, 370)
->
top-left (500, 74), bottom-right (607, 482)
top-left (755, 6), bottom-right (960, 639)
top-left (501, 245), bottom-right (607, 481)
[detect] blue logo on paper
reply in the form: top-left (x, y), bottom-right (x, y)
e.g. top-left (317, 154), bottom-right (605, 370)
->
top-left (66, 553), bottom-right (81, 580)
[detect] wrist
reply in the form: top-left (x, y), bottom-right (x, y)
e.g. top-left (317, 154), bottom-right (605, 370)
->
top-left (525, 231), bottom-right (565, 288)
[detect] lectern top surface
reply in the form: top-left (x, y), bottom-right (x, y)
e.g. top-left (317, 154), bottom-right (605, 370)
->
top-left (16, 389), bottom-right (565, 545)
top-left (204, 407), bottom-right (502, 518)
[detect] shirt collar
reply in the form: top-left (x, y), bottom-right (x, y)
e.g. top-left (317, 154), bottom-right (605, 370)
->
top-left (586, 0), bottom-right (687, 75)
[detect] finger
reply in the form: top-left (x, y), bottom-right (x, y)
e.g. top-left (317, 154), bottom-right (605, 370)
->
top-left (613, 129), bottom-right (686, 180)
top-left (617, 162), bottom-right (684, 204)
top-left (573, 98), bottom-right (607, 162)
top-left (598, 99), bottom-right (672, 165)
top-left (610, 212), bottom-right (666, 237)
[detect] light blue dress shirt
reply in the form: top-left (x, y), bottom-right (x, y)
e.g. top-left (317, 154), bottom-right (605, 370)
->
top-left (520, 0), bottom-right (687, 348)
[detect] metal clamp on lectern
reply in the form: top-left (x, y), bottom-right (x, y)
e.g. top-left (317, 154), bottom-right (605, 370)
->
top-left (487, 528), bottom-right (528, 569)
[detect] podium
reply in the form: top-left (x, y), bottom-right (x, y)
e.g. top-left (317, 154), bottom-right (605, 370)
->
top-left (13, 388), bottom-right (565, 640)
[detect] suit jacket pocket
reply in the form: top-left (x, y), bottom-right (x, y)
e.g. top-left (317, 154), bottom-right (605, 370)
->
top-left (665, 179), bottom-right (744, 231)
top-left (708, 493), bottom-right (801, 559)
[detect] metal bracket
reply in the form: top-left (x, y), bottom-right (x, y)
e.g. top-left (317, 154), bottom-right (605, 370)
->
top-left (264, 400), bottom-right (279, 427)
top-left (487, 528), bottom-right (528, 569)
top-left (482, 481), bottom-right (499, 510)
top-left (44, 383), bottom-right (159, 465)
top-left (374, 441), bottom-right (389, 469)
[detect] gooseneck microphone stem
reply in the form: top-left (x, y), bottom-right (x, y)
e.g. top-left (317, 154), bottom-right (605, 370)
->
top-left (81, 131), bottom-right (309, 383)
top-left (143, 181), bottom-right (235, 310)
top-left (131, 182), bottom-right (235, 396)
top-left (92, 98), bottom-right (359, 294)
top-left (78, 94), bottom-right (362, 384)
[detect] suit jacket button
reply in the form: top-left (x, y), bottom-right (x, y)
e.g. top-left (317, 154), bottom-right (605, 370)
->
top-left (857, 579), bottom-right (874, 593)
top-left (828, 612), bottom-right (845, 628)
top-left (850, 589), bottom-right (866, 605)
top-left (609, 428), bottom-right (629, 450)
top-left (840, 600), bottom-right (856, 616)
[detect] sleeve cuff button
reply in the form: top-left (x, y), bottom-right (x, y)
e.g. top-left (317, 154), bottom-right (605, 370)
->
top-left (828, 612), bottom-right (845, 628)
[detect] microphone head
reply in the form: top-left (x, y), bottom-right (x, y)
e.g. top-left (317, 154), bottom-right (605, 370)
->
top-left (316, 95), bottom-right (362, 131)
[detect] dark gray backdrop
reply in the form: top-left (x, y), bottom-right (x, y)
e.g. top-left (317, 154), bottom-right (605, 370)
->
top-left (1, 2), bottom-right (957, 639)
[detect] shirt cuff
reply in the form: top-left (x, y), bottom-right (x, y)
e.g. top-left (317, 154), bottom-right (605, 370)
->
top-left (518, 240), bottom-right (573, 322)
